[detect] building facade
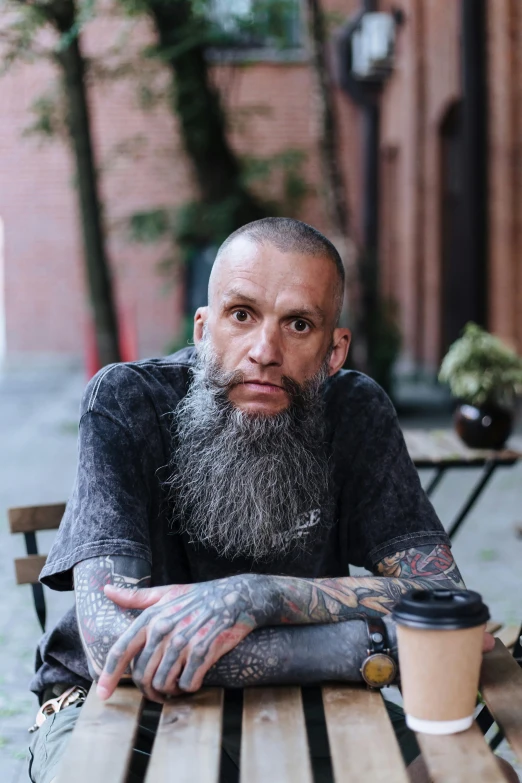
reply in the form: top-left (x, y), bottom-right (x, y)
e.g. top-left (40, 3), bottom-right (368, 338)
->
top-left (0, 0), bottom-right (520, 373)
top-left (379, 0), bottom-right (521, 374)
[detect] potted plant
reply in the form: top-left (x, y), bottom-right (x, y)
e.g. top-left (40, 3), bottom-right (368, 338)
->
top-left (439, 323), bottom-right (522, 449)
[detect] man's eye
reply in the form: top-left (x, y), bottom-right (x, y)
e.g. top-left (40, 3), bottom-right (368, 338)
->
top-left (292, 319), bottom-right (310, 333)
top-left (233, 310), bottom-right (249, 322)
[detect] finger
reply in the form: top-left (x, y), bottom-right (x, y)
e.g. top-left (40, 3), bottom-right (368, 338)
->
top-left (133, 617), bottom-right (186, 683)
top-left (134, 676), bottom-right (170, 705)
top-left (161, 659), bottom-right (185, 695)
top-left (104, 584), bottom-right (172, 609)
top-left (133, 643), bottom-right (170, 702)
top-left (179, 622), bottom-right (253, 692)
top-left (483, 631), bottom-right (496, 653)
top-left (97, 625), bottom-right (147, 699)
top-left (152, 639), bottom-right (187, 693)
top-left (144, 608), bottom-right (214, 692)
top-left (178, 644), bottom-right (209, 692)
top-left (178, 621), bottom-right (230, 692)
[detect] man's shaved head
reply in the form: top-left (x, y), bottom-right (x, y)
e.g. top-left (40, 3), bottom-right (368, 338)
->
top-left (193, 214), bottom-right (351, 418)
top-left (212, 217), bottom-right (345, 322)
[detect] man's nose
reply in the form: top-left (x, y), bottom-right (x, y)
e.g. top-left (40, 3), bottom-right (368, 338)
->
top-left (248, 324), bottom-right (283, 367)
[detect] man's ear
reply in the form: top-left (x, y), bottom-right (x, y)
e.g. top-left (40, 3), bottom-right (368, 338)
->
top-left (193, 307), bottom-right (209, 346)
top-left (328, 328), bottom-right (351, 376)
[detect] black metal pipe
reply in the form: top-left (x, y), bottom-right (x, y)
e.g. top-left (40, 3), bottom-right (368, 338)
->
top-left (362, 101), bottom-right (379, 260)
top-left (362, 0), bottom-right (379, 256)
top-left (461, 0), bottom-right (488, 328)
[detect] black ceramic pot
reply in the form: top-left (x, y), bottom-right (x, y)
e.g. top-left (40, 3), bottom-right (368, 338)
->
top-left (454, 403), bottom-right (513, 449)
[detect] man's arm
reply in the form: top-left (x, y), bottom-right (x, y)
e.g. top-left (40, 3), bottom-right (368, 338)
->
top-left (97, 543), bottom-right (464, 699)
top-left (74, 555), bottom-right (151, 681)
top-left (203, 616), bottom-right (396, 688)
top-left (74, 553), bottom-right (398, 698)
top-left (263, 543), bottom-right (465, 624)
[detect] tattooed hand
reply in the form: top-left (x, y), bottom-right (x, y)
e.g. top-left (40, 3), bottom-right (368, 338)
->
top-left (97, 574), bottom-right (270, 701)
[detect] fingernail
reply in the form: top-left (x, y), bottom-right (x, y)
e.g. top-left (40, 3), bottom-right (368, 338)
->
top-left (97, 685), bottom-right (110, 700)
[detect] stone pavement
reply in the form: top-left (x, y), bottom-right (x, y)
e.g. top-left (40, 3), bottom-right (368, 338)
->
top-left (0, 366), bottom-right (521, 782)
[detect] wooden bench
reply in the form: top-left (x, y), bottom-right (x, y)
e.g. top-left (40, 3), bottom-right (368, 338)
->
top-left (8, 502), bottom-right (65, 631)
top-left (49, 640), bottom-right (521, 783)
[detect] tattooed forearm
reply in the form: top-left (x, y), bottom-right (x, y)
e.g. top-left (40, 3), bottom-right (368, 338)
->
top-left (204, 616), bottom-right (398, 688)
top-left (376, 543), bottom-right (465, 585)
top-left (74, 555), bottom-right (151, 679)
top-left (255, 544), bottom-right (465, 625)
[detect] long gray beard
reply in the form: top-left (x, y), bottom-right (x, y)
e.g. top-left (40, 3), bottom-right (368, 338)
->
top-left (168, 344), bottom-right (331, 562)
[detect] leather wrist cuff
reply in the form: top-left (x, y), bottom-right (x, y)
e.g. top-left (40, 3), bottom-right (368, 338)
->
top-left (359, 615), bottom-right (398, 689)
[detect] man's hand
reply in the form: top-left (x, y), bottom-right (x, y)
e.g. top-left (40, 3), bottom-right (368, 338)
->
top-left (97, 575), bottom-right (264, 702)
top-left (483, 631), bottom-right (495, 653)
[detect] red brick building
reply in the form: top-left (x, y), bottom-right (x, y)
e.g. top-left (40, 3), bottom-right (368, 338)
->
top-left (379, 0), bottom-right (522, 374)
top-left (0, 1), bottom-right (520, 373)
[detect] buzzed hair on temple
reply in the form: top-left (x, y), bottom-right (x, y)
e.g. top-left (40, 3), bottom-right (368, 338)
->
top-left (215, 217), bottom-right (345, 323)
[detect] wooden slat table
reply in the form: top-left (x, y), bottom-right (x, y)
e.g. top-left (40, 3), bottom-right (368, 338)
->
top-left (403, 429), bottom-right (522, 539)
top-left (54, 641), bottom-right (521, 783)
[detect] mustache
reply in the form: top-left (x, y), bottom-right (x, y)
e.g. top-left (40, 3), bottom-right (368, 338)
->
top-left (212, 368), bottom-right (307, 398)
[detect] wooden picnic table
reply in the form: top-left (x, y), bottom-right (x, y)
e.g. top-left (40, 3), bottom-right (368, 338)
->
top-left (403, 429), bottom-right (522, 539)
top-left (55, 640), bottom-right (522, 783)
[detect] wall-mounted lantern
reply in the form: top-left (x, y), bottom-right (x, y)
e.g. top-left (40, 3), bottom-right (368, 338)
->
top-left (350, 12), bottom-right (396, 82)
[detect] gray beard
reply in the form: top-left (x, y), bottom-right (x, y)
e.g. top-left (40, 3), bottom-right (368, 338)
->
top-left (168, 342), bottom-right (331, 562)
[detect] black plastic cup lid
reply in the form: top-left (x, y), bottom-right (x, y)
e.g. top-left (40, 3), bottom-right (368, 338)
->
top-left (392, 589), bottom-right (490, 630)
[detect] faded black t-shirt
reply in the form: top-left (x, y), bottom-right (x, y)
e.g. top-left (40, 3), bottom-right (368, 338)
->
top-left (31, 347), bottom-right (449, 695)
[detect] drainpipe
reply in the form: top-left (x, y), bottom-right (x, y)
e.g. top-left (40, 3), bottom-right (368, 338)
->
top-left (461, 0), bottom-right (488, 328)
top-left (362, 0), bottom-right (379, 267)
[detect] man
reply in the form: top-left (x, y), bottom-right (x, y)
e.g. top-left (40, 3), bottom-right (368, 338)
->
top-left (28, 218), bottom-right (512, 783)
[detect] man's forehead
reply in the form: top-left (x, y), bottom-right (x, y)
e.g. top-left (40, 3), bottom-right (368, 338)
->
top-left (209, 236), bottom-right (339, 304)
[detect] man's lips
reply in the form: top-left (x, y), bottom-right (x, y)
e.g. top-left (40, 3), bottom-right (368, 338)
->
top-left (241, 380), bottom-right (285, 394)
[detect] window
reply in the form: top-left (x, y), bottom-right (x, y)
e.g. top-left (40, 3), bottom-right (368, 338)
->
top-left (207, 0), bottom-right (302, 53)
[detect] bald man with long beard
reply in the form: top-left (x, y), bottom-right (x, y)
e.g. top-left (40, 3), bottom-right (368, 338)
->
top-left (29, 219), bottom-right (516, 783)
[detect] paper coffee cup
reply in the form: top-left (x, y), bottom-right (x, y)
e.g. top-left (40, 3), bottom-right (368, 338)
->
top-left (392, 589), bottom-right (489, 735)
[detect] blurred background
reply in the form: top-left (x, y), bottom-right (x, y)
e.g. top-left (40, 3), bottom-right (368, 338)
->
top-left (1, 0), bottom-right (522, 779)
top-left (2, 0), bottom-right (520, 394)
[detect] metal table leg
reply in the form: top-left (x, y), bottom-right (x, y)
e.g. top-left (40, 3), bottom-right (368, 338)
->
top-left (447, 461), bottom-right (499, 540)
top-left (425, 467), bottom-right (447, 497)
top-left (24, 531), bottom-right (46, 632)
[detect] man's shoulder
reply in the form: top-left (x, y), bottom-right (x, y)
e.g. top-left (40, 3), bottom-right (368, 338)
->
top-left (324, 369), bottom-right (393, 414)
top-left (80, 347), bottom-right (196, 421)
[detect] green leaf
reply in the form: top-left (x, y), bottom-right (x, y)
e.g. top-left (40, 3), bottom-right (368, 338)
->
top-left (129, 209), bottom-right (170, 243)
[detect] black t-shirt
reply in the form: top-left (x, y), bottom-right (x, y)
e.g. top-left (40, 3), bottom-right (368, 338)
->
top-left (31, 347), bottom-right (449, 694)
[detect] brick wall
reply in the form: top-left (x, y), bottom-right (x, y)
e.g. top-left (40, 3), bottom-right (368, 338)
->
top-left (0, 3), bottom-right (362, 364)
top-left (379, 0), bottom-right (522, 371)
top-left (8, 2), bottom-right (516, 372)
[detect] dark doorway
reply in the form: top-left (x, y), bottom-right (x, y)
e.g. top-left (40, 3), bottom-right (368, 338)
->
top-left (440, 103), bottom-right (468, 354)
top-left (439, 101), bottom-right (486, 356)
top-left (439, 0), bottom-right (487, 358)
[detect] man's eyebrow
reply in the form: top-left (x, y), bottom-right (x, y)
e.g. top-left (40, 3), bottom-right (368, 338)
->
top-left (287, 306), bottom-right (326, 325)
top-left (221, 287), bottom-right (258, 305)
top-left (221, 288), bottom-right (326, 325)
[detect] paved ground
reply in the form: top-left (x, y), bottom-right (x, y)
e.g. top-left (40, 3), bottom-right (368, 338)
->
top-left (1, 366), bottom-right (521, 781)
